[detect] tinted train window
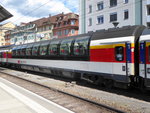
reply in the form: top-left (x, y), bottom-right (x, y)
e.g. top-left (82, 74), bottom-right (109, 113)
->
top-left (73, 37), bottom-right (90, 56)
top-left (39, 43), bottom-right (49, 56)
top-left (48, 41), bottom-right (59, 55)
top-left (60, 39), bottom-right (73, 56)
top-left (21, 45), bottom-right (27, 56)
top-left (32, 43), bottom-right (40, 56)
top-left (12, 46), bottom-right (17, 56)
top-left (16, 46), bottom-right (22, 56)
top-left (115, 46), bottom-right (124, 61)
top-left (0, 52), bottom-right (1, 58)
top-left (26, 44), bottom-right (33, 56)
top-left (149, 46), bottom-right (150, 62)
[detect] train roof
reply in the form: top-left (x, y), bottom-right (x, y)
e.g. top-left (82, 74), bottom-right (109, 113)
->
top-left (20, 32), bottom-right (92, 46)
top-left (91, 25), bottom-right (145, 40)
top-left (141, 28), bottom-right (150, 36)
top-left (8, 25), bottom-right (147, 47)
top-left (0, 44), bottom-right (14, 49)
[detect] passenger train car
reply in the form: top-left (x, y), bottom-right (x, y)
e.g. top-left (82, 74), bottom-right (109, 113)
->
top-left (0, 25), bottom-right (150, 90)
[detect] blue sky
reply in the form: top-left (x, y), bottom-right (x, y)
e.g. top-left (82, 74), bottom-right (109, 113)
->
top-left (1, 0), bottom-right (79, 25)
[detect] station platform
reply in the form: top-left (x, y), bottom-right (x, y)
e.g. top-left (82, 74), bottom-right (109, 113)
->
top-left (0, 77), bottom-right (74, 113)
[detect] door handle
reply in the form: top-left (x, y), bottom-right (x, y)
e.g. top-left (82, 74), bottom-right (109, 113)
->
top-left (122, 66), bottom-right (126, 71)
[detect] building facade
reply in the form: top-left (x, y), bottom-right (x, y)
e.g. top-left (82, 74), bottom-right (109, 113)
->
top-left (4, 30), bottom-right (12, 45)
top-left (143, 0), bottom-right (150, 27)
top-left (9, 13), bottom-right (79, 45)
top-left (35, 17), bottom-right (54, 41)
top-left (10, 22), bottom-right (37, 45)
top-left (0, 22), bottom-right (15, 46)
top-left (53, 13), bottom-right (79, 39)
top-left (79, 0), bottom-right (147, 34)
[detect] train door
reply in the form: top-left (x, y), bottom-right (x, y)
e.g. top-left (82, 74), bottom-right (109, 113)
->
top-left (113, 42), bottom-right (131, 83)
top-left (140, 41), bottom-right (150, 87)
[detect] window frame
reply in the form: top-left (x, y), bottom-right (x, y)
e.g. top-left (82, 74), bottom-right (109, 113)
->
top-left (124, 0), bottom-right (128, 4)
top-left (147, 5), bottom-right (150, 15)
top-left (110, 12), bottom-right (117, 22)
top-left (89, 5), bottom-right (92, 13)
top-left (148, 46), bottom-right (150, 62)
top-left (60, 39), bottom-right (74, 56)
top-left (12, 46), bottom-right (18, 57)
top-left (124, 9), bottom-right (129, 20)
top-left (16, 46), bottom-right (22, 56)
top-left (97, 15), bottom-right (104, 24)
top-left (73, 36), bottom-right (90, 56)
top-left (110, 0), bottom-right (117, 7)
top-left (97, 1), bottom-right (104, 11)
top-left (39, 42), bottom-right (49, 56)
top-left (71, 20), bottom-right (76, 25)
top-left (20, 44), bottom-right (27, 56)
top-left (32, 43), bottom-right (41, 56)
top-left (26, 44), bottom-right (33, 56)
top-left (71, 29), bottom-right (75, 35)
top-left (115, 46), bottom-right (124, 61)
top-left (88, 18), bottom-right (92, 26)
top-left (48, 40), bottom-right (60, 56)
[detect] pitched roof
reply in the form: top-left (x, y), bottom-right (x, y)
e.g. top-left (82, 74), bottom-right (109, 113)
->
top-left (26, 13), bottom-right (78, 27)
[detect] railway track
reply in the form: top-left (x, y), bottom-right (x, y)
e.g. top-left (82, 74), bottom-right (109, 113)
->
top-left (0, 69), bottom-right (125, 113)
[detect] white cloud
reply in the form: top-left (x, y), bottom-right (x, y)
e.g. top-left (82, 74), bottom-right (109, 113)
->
top-left (1, 0), bottom-right (78, 25)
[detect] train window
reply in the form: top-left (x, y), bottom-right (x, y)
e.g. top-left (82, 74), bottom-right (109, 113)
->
top-left (32, 43), bottom-right (40, 56)
top-left (48, 41), bottom-right (60, 55)
top-left (73, 37), bottom-right (90, 56)
top-left (39, 42), bottom-right (49, 56)
top-left (26, 44), bottom-right (33, 56)
top-left (149, 46), bottom-right (150, 62)
top-left (21, 45), bottom-right (27, 56)
top-left (115, 46), bottom-right (124, 61)
top-left (60, 39), bottom-right (73, 56)
top-left (0, 52), bottom-right (1, 58)
top-left (12, 46), bottom-right (18, 56)
top-left (16, 46), bottom-right (22, 56)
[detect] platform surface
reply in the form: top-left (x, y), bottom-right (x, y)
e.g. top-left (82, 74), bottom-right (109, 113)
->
top-left (0, 77), bottom-right (74, 113)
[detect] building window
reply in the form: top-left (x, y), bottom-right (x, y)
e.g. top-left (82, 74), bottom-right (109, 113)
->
top-left (49, 26), bottom-right (51, 30)
top-left (147, 23), bottom-right (150, 28)
top-left (110, 0), bottom-right (117, 7)
top-left (124, 10), bottom-right (129, 19)
top-left (110, 12), bottom-right (117, 22)
top-left (71, 20), bottom-right (75, 25)
top-left (64, 29), bottom-right (69, 35)
top-left (57, 31), bottom-right (62, 36)
top-left (57, 23), bottom-right (61, 27)
top-left (89, 5), bottom-right (92, 13)
top-left (147, 6), bottom-right (150, 15)
top-left (97, 2), bottom-right (104, 11)
top-left (71, 29), bottom-right (75, 34)
top-left (97, 16), bottom-right (104, 24)
top-left (88, 18), bottom-right (92, 26)
top-left (124, 0), bottom-right (128, 4)
top-left (64, 21), bottom-right (68, 25)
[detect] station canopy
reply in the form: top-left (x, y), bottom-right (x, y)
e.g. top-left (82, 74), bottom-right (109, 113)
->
top-left (0, 5), bottom-right (13, 22)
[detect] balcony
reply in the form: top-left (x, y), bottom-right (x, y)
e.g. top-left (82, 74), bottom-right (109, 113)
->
top-left (147, 0), bottom-right (150, 5)
top-left (147, 15), bottom-right (150, 22)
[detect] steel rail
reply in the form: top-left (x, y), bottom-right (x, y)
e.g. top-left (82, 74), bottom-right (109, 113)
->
top-left (0, 68), bottom-right (126, 113)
